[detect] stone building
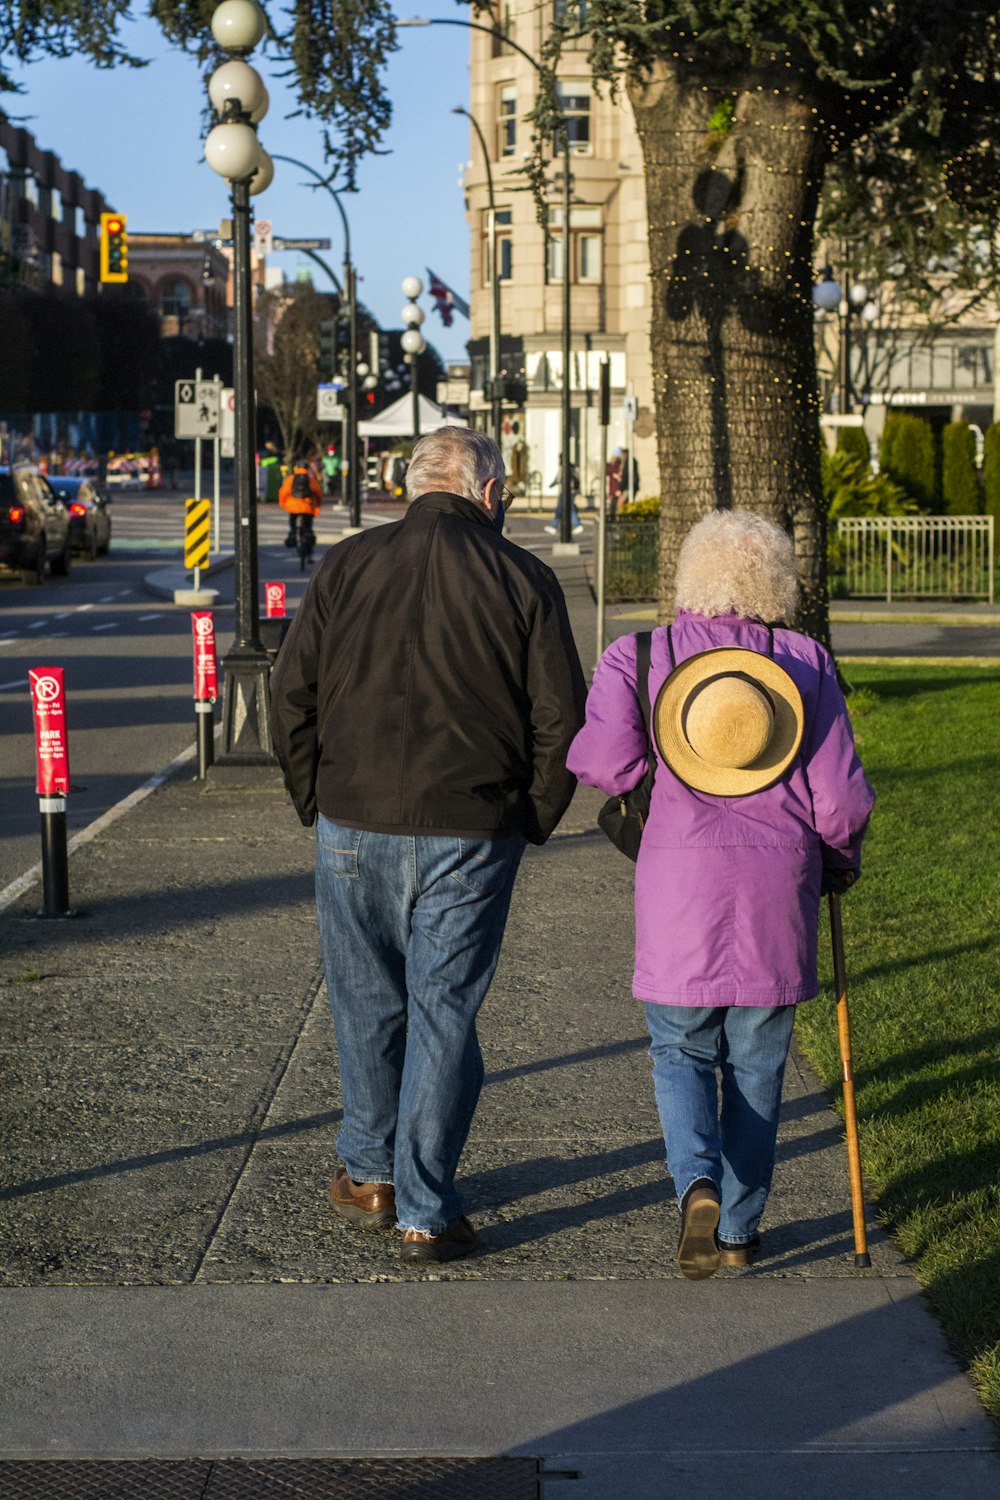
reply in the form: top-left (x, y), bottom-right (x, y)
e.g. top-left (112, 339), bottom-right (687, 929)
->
top-left (0, 120), bottom-right (113, 294)
top-left (463, 5), bottom-right (657, 506)
top-left (128, 232), bottom-right (232, 341)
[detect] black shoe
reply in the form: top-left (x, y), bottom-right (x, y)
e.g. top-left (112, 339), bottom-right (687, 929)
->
top-left (718, 1235), bottom-right (761, 1268)
top-left (677, 1180), bottom-right (721, 1281)
top-left (284, 534), bottom-right (296, 548)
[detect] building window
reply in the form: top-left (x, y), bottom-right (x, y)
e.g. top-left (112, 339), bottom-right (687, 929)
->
top-left (556, 82), bottom-right (591, 154)
top-left (546, 205), bottom-right (602, 283)
top-left (497, 85), bottom-right (517, 159)
top-left (483, 209), bottom-right (513, 285)
top-left (23, 175), bottom-right (38, 208)
top-left (75, 266), bottom-right (86, 296)
top-left (553, 0), bottom-right (587, 24)
top-left (50, 187), bottom-right (62, 222)
top-left (161, 279), bottom-right (193, 319)
top-left (491, 2), bottom-right (515, 57)
top-left (51, 250), bottom-right (63, 286)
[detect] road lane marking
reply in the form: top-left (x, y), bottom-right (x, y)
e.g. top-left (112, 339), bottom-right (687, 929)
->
top-left (27, 621), bottom-right (46, 630)
top-left (75, 603), bottom-right (94, 612)
top-left (100, 595), bottom-right (116, 602)
top-left (0, 677), bottom-right (28, 691)
top-left (138, 613), bottom-right (162, 621)
top-left (0, 736), bottom-right (201, 914)
top-left (91, 622), bottom-right (119, 632)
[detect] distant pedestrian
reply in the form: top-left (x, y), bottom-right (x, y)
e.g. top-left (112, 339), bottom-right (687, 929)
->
top-left (607, 449), bottom-right (623, 522)
top-left (258, 441), bottom-right (281, 504)
top-left (321, 445), bottom-right (342, 499)
top-left (270, 427), bottom-right (586, 1265)
top-left (568, 510), bottom-right (874, 1279)
top-left (546, 461), bottom-right (583, 536)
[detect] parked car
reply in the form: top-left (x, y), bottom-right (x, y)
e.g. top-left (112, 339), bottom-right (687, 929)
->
top-left (0, 466), bottom-right (72, 584)
top-left (46, 476), bottom-right (112, 560)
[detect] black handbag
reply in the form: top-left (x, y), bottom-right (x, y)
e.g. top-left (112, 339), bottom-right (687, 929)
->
top-left (597, 631), bottom-right (656, 861)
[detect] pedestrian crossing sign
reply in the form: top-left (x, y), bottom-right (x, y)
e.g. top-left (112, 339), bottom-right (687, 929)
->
top-left (185, 498), bottom-right (211, 570)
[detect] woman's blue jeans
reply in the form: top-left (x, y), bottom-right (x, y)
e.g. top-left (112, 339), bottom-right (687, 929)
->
top-left (316, 817), bottom-right (524, 1234)
top-left (644, 1002), bottom-right (796, 1245)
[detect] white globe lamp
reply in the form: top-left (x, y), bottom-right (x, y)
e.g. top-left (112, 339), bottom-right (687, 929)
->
top-left (401, 328), bottom-right (426, 355)
top-left (401, 302), bottom-right (425, 326)
top-left (211, 0), bottom-right (266, 55)
top-left (208, 60), bottom-right (268, 120)
top-left (401, 275), bottom-right (423, 300)
top-left (249, 146), bottom-right (274, 196)
top-left (204, 122), bottom-right (261, 182)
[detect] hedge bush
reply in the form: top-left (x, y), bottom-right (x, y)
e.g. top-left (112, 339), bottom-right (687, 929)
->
top-left (983, 423), bottom-right (1000, 528)
top-left (835, 424), bottom-right (870, 467)
top-left (879, 412), bottom-right (936, 510)
top-left (941, 420), bottom-right (980, 515)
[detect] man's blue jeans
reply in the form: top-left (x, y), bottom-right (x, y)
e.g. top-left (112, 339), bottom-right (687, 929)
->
top-left (316, 817), bottom-right (525, 1234)
top-left (643, 1003), bottom-right (796, 1245)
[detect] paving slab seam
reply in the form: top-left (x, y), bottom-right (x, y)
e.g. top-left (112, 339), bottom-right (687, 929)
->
top-left (189, 970), bottom-right (326, 1282)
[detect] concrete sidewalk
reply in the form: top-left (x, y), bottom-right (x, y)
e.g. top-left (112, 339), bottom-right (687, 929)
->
top-left (0, 549), bottom-right (997, 1496)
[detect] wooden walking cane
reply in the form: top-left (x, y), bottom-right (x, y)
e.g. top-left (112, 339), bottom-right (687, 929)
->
top-left (829, 890), bottom-right (871, 1268)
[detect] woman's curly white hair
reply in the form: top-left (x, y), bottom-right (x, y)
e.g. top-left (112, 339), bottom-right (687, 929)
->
top-left (674, 509), bottom-right (799, 622)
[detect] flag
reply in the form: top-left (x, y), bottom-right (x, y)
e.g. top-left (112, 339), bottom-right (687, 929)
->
top-left (426, 268), bottom-right (470, 328)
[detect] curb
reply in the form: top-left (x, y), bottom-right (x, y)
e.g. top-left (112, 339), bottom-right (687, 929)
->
top-left (144, 553), bottom-right (235, 602)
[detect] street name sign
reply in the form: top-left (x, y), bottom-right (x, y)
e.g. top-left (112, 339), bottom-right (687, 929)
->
top-left (274, 237), bottom-right (332, 252)
top-left (175, 380), bottom-right (222, 440)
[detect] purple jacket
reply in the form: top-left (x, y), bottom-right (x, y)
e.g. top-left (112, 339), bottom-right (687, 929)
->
top-left (567, 612), bottom-right (875, 1007)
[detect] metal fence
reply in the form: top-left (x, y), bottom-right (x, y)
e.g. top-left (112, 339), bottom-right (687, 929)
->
top-left (604, 517), bottom-right (659, 601)
top-left (834, 516), bottom-right (995, 603)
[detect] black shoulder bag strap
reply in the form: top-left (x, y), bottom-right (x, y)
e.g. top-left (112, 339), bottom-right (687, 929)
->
top-left (636, 630), bottom-right (656, 793)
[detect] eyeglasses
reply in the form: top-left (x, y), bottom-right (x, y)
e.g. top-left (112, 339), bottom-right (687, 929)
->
top-left (501, 485), bottom-right (517, 512)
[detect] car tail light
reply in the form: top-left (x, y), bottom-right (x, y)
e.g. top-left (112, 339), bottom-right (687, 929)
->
top-left (69, 502), bottom-right (87, 516)
top-left (7, 506), bottom-right (24, 524)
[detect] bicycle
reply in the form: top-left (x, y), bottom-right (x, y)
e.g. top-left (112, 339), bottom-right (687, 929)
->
top-left (293, 513), bottom-right (316, 572)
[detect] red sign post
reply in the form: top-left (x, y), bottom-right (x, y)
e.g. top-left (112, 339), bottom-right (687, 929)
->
top-left (29, 667), bottom-right (70, 796)
top-left (28, 667), bottom-right (72, 916)
top-left (264, 582), bottom-right (287, 618)
top-left (191, 612), bottom-right (218, 778)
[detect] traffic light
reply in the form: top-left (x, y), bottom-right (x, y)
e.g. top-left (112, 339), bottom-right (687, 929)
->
top-left (318, 318), bottom-right (337, 375)
top-left (100, 212), bottom-right (128, 284)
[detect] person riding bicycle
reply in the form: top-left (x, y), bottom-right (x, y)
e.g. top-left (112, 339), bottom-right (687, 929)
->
top-left (279, 463), bottom-right (322, 552)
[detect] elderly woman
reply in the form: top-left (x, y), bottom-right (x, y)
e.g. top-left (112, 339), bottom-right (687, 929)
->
top-left (568, 509), bottom-right (874, 1279)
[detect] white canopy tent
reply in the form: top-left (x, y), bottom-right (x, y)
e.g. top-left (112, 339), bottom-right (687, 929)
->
top-left (358, 393), bottom-right (467, 438)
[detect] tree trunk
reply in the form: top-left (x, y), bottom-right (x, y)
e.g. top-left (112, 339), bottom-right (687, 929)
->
top-left (629, 61), bottom-right (831, 644)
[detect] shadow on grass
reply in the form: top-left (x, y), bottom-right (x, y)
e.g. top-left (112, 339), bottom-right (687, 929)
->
top-left (852, 1022), bottom-right (1000, 1092)
top-left (846, 672), bottom-right (1000, 701)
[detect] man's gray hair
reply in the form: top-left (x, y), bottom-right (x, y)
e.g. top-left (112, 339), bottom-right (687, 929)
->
top-left (674, 508), bottom-right (800, 622)
top-left (405, 426), bottom-right (505, 504)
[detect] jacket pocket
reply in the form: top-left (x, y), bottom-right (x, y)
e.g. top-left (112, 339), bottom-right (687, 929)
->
top-left (317, 819), bottom-right (363, 878)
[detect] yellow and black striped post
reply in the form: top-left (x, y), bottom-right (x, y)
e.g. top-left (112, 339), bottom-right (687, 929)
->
top-left (185, 497), bottom-right (211, 591)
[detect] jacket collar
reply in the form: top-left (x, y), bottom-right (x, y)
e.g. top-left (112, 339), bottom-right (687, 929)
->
top-left (408, 491), bottom-right (495, 530)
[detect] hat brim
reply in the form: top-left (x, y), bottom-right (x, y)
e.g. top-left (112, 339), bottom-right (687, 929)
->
top-left (653, 648), bottom-right (804, 797)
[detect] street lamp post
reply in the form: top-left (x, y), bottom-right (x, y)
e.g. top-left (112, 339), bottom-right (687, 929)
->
top-left (812, 262), bottom-right (875, 416)
top-left (203, 0), bottom-right (276, 766)
top-left (270, 154), bottom-right (360, 529)
top-left (452, 106), bottom-right (502, 445)
top-left (401, 277), bottom-right (427, 439)
top-left (400, 16), bottom-right (577, 544)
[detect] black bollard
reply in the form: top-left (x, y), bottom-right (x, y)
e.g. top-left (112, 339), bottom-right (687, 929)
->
top-left (39, 794), bottom-right (72, 917)
top-left (196, 698), bottom-right (215, 779)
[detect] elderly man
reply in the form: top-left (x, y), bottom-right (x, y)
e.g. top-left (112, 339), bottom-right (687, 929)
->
top-left (270, 427), bottom-right (586, 1265)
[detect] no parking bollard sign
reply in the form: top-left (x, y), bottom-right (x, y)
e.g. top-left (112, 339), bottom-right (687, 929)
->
top-left (264, 581), bottom-right (286, 618)
top-left (29, 667), bottom-right (70, 796)
top-left (191, 611), bottom-right (218, 701)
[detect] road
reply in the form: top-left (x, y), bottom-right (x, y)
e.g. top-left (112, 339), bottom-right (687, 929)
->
top-left (0, 488), bottom-right (577, 894)
top-left (3, 486), bottom-right (994, 896)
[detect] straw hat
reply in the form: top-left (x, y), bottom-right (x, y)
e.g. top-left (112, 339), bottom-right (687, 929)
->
top-left (653, 648), bottom-right (804, 797)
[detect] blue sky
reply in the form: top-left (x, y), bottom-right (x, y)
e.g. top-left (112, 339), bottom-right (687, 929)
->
top-left (4, 3), bottom-right (474, 361)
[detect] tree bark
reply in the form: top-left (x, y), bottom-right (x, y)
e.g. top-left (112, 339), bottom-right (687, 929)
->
top-left (629, 60), bottom-right (832, 644)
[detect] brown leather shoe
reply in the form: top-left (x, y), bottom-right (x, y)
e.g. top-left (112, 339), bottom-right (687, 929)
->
top-left (718, 1235), bottom-right (761, 1268)
top-left (329, 1168), bottom-right (396, 1230)
top-left (677, 1180), bottom-right (721, 1280)
top-left (399, 1216), bottom-right (479, 1265)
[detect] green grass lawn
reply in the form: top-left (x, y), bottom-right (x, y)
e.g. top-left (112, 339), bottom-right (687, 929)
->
top-left (795, 659), bottom-right (1000, 1426)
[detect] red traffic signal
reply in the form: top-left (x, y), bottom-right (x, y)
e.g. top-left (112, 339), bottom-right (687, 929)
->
top-left (100, 211), bottom-right (128, 284)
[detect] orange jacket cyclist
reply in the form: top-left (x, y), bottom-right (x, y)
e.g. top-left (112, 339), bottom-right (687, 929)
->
top-left (279, 464), bottom-right (322, 548)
